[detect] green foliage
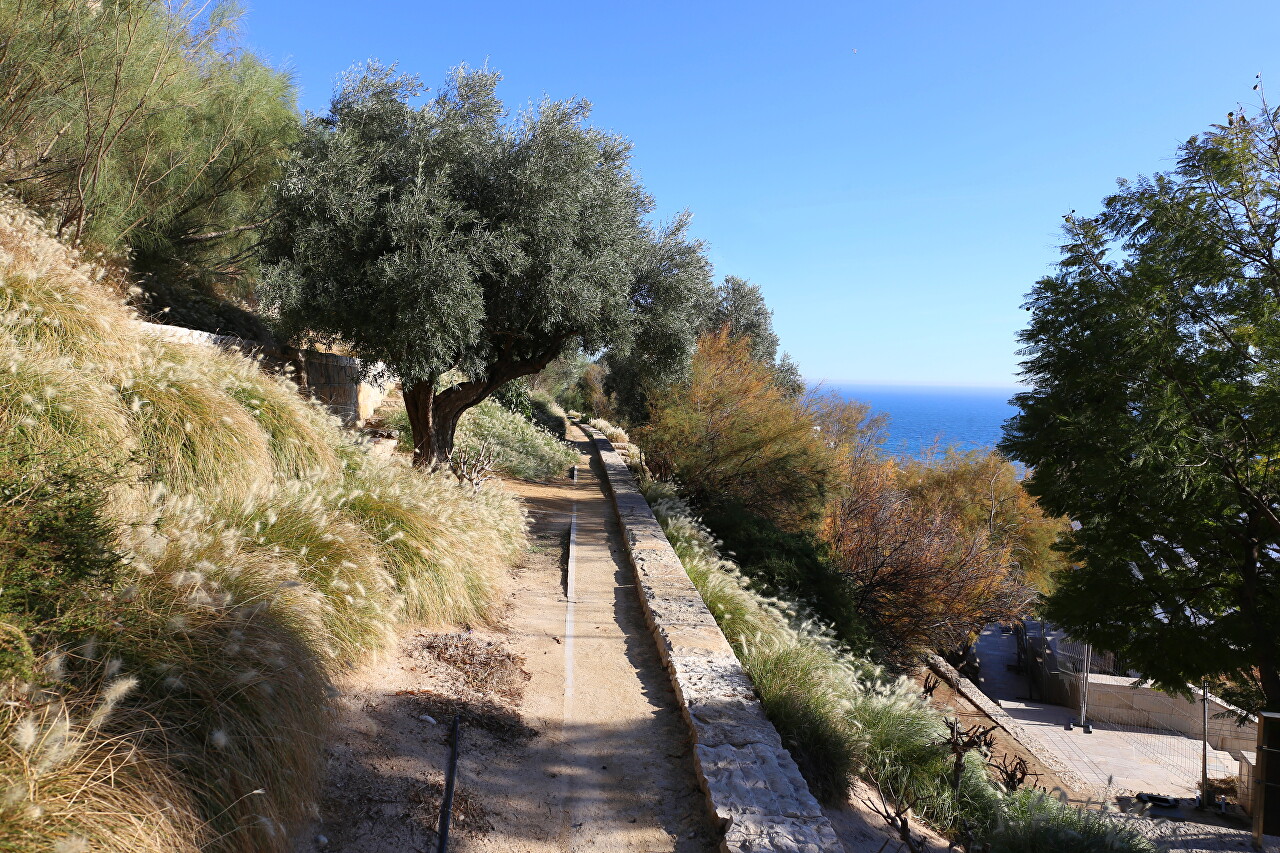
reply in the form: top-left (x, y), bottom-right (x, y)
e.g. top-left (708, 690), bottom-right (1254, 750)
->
top-left (0, 200), bottom-right (526, 852)
top-left (0, 0), bottom-right (297, 309)
top-left (388, 398), bottom-right (576, 481)
top-left (706, 275), bottom-right (781, 365)
top-left (529, 350), bottom-right (592, 406)
top-left (529, 390), bottom-right (570, 439)
top-left (0, 449), bottom-right (122, 636)
top-left (984, 791), bottom-right (1156, 853)
top-left (606, 273), bottom-right (809, 423)
top-left (260, 63), bottom-right (711, 463)
top-left (493, 377), bottom-right (534, 420)
top-left (1001, 103), bottom-right (1280, 711)
top-left (643, 482), bottom-right (1003, 825)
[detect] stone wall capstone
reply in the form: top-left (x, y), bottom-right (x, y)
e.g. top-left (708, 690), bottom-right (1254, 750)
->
top-left (580, 424), bottom-right (841, 853)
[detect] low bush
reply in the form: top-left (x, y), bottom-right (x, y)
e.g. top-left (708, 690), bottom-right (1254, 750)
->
top-left (530, 390), bottom-right (569, 439)
top-left (642, 482), bottom-right (987, 820)
top-left (388, 396), bottom-right (576, 481)
top-left (984, 790), bottom-right (1156, 853)
top-left (0, 198), bottom-right (527, 852)
top-left (588, 417), bottom-right (629, 445)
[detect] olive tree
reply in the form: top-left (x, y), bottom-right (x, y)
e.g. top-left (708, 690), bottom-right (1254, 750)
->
top-left (260, 64), bottom-right (710, 465)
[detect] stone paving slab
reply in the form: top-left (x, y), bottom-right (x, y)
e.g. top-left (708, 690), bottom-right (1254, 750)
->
top-left (580, 424), bottom-right (842, 853)
top-left (972, 627), bottom-right (1238, 798)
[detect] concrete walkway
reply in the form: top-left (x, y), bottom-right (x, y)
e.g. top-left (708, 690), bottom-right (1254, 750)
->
top-left (973, 626), bottom-right (1235, 797)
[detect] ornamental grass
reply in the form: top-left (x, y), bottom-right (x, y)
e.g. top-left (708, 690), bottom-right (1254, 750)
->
top-left (0, 198), bottom-right (526, 852)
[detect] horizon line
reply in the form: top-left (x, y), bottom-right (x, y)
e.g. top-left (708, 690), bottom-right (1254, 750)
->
top-left (807, 379), bottom-right (1027, 391)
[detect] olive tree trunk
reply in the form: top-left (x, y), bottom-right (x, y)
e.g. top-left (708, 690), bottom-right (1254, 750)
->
top-left (400, 340), bottom-right (568, 469)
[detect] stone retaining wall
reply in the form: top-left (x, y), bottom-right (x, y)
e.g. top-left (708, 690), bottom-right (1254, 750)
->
top-left (140, 321), bottom-right (389, 425)
top-left (1083, 675), bottom-right (1256, 758)
top-left (580, 424), bottom-right (839, 853)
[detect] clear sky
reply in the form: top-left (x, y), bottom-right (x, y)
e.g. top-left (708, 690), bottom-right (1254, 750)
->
top-left (239, 0), bottom-right (1280, 388)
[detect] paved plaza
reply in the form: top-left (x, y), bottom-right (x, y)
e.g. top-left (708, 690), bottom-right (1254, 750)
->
top-left (973, 626), bottom-right (1280, 852)
top-left (973, 626), bottom-right (1236, 797)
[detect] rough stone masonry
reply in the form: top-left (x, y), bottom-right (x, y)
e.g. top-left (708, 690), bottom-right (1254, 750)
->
top-left (580, 424), bottom-right (840, 853)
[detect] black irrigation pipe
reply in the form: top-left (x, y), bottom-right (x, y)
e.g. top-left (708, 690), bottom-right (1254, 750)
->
top-left (436, 716), bottom-right (461, 853)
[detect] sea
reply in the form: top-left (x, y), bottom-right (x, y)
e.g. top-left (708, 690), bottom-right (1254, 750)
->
top-left (827, 384), bottom-right (1021, 459)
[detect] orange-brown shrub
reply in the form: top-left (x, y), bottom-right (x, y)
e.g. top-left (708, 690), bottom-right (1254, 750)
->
top-left (640, 329), bottom-right (834, 529)
top-left (822, 457), bottom-right (1032, 662)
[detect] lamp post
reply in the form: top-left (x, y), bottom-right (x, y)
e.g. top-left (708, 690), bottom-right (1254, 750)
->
top-left (1079, 643), bottom-right (1092, 729)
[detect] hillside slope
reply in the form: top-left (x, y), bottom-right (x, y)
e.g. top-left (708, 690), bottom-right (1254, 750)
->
top-left (0, 199), bottom-right (526, 852)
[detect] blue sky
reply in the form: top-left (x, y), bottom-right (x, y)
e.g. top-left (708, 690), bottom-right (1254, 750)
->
top-left (240, 0), bottom-right (1280, 388)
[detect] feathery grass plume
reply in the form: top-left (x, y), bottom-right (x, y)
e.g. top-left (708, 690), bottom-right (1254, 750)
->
top-left (0, 197), bottom-right (527, 851)
top-left (588, 417), bottom-right (629, 445)
top-left (0, 340), bottom-right (133, 464)
top-left (0, 200), bottom-right (138, 367)
top-left (984, 789), bottom-right (1157, 853)
top-left (225, 480), bottom-right (399, 661)
top-left (125, 337), bottom-right (273, 501)
top-left (106, 504), bottom-right (329, 852)
top-left (0, 642), bottom-right (205, 853)
top-left (213, 355), bottom-right (343, 482)
top-left (341, 453), bottom-right (525, 625)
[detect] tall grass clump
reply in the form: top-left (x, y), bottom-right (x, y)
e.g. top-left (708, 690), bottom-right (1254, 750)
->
top-left (642, 481), bottom-right (975, 814)
top-left (341, 453), bottom-right (524, 624)
top-left (984, 790), bottom-right (1157, 853)
top-left (588, 417), bottom-right (629, 445)
top-left (530, 390), bottom-right (569, 439)
top-left (0, 650), bottom-right (206, 853)
top-left (0, 197), bottom-right (527, 852)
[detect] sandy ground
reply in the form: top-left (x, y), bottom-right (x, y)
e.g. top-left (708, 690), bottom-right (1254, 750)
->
top-left (295, 429), bottom-right (717, 852)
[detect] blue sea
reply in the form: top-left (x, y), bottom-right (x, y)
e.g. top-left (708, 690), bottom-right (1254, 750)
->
top-left (827, 384), bottom-right (1021, 459)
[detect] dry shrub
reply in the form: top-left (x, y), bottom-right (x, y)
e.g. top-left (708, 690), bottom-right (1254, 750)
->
top-left (899, 448), bottom-right (1071, 596)
top-left (213, 355), bottom-right (343, 481)
top-left (822, 458), bottom-right (1032, 663)
top-left (0, 661), bottom-right (205, 853)
top-left (124, 339), bottom-right (274, 501)
top-left (0, 197), bottom-right (528, 851)
top-left (342, 456), bottom-right (525, 626)
top-left (641, 329), bottom-right (834, 529)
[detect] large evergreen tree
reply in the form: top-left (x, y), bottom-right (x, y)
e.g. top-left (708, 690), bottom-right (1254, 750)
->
top-left (0, 0), bottom-right (296, 302)
top-left (260, 64), bottom-right (710, 466)
top-left (1001, 102), bottom-right (1280, 712)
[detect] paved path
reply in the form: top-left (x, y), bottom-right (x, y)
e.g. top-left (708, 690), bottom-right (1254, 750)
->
top-left (974, 626), bottom-right (1280, 852)
top-left (468, 427), bottom-right (718, 853)
top-left (973, 626), bottom-right (1237, 797)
